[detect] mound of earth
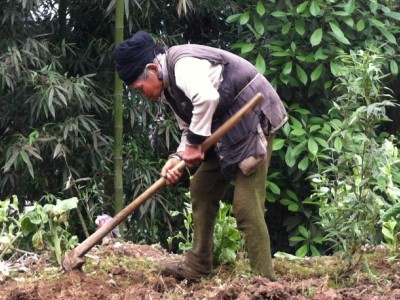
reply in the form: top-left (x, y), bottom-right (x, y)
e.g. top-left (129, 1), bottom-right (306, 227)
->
top-left (1, 240), bottom-right (399, 299)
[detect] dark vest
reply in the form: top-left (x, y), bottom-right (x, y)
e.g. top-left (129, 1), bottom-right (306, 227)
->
top-left (165, 44), bottom-right (287, 177)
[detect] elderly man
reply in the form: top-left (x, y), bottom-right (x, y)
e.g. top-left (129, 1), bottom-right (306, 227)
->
top-left (112, 31), bottom-right (287, 281)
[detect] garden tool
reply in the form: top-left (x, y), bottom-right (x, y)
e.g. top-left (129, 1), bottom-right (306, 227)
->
top-left (61, 92), bottom-right (264, 272)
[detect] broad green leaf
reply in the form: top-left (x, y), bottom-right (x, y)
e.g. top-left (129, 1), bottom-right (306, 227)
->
top-left (329, 22), bottom-right (350, 44)
top-left (273, 138), bottom-right (285, 150)
top-left (330, 61), bottom-right (340, 76)
top-left (311, 64), bottom-right (323, 81)
top-left (334, 137), bottom-right (343, 151)
top-left (271, 11), bottom-right (287, 18)
top-left (293, 108), bottom-right (311, 115)
top-left (239, 12), bottom-right (250, 25)
top-left (296, 64), bottom-right (308, 85)
top-left (390, 60), bottom-right (399, 76)
top-left (267, 181), bottom-right (281, 195)
top-left (226, 14), bottom-right (241, 23)
top-left (382, 227), bottom-right (393, 240)
top-left (296, 1), bottom-right (309, 14)
top-left (310, 28), bottom-right (323, 47)
top-left (310, 245), bottom-right (320, 256)
top-left (312, 236), bottom-right (324, 244)
top-left (298, 156), bottom-right (309, 170)
top-left (289, 203), bottom-right (299, 212)
top-left (292, 140), bottom-right (307, 157)
top-left (254, 18), bottom-right (265, 35)
top-left (333, 11), bottom-right (350, 17)
top-left (255, 53), bottom-right (266, 74)
top-left (271, 51), bottom-right (292, 57)
top-left (256, 1), bottom-right (266, 16)
top-left (295, 20), bottom-right (305, 36)
top-left (289, 236), bottom-right (306, 242)
top-left (241, 43), bottom-right (255, 53)
top-left (356, 20), bottom-right (365, 31)
top-left (299, 226), bottom-right (309, 238)
top-left (315, 137), bottom-right (329, 149)
top-left (296, 244), bottom-right (308, 257)
top-left (343, 17), bottom-right (354, 28)
top-left (290, 116), bottom-right (303, 128)
top-left (309, 1), bottom-right (320, 16)
top-left (282, 61), bottom-right (293, 75)
top-left (291, 128), bottom-right (307, 136)
top-left (344, 0), bottom-right (355, 14)
top-left (369, 18), bottom-right (384, 28)
top-left (385, 11), bottom-right (400, 21)
top-left (285, 146), bottom-right (296, 168)
top-left (378, 27), bottom-right (397, 44)
top-left (287, 190), bottom-right (298, 201)
top-left (282, 22), bottom-right (292, 34)
top-left (370, 0), bottom-right (378, 13)
top-left (32, 230), bottom-right (44, 250)
top-left (308, 138), bottom-right (318, 155)
top-left (52, 197), bottom-right (78, 216)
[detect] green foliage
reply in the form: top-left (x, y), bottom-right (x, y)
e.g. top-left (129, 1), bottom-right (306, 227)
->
top-left (0, 195), bottom-right (78, 266)
top-left (227, 0), bottom-right (400, 258)
top-left (213, 202), bottom-right (243, 264)
top-left (227, 0), bottom-right (399, 93)
top-left (0, 195), bottom-right (23, 259)
top-left (311, 48), bottom-right (399, 260)
top-left (289, 225), bottom-right (324, 257)
top-left (168, 200), bottom-right (243, 265)
top-left (21, 197), bottom-right (79, 266)
top-left (381, 218), bottom-right (400, 260)
top-left (167, 200), bottom-right (194, 253)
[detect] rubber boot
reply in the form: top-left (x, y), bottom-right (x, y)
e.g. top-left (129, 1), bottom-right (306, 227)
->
top-left (232, 134), bottom-right (277, 280)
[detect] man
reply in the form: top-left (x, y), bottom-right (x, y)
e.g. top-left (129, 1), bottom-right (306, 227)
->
top-left (112, 31), bottom-right (287, 281)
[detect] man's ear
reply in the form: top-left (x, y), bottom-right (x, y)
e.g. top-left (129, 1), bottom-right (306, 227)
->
top-left (146, 63), bottom-right (158, 72)
top-left (146, 63), bottom-right (162, 80)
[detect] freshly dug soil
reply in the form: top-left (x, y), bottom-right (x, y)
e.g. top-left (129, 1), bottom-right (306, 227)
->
top-left (1, 241), bottom-right (399, 299)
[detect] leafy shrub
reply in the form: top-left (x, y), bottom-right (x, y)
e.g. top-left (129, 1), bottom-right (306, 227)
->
top-left (311, 48), bottom-right (399, 262)
top-left (0, 195), bottom-right (78, 266)
top-left (168, 199), bottom-right (243, 265)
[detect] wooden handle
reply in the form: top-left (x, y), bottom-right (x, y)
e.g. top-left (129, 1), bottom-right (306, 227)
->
top-left (62, 92), bottom-right (264, 271)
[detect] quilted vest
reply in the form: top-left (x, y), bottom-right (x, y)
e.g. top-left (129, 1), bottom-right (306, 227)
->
top-left (165, 44), bottom-right (287, 177)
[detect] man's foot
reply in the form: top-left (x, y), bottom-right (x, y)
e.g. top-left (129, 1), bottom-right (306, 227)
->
top-left (159, 260), bottom-right (210, 281)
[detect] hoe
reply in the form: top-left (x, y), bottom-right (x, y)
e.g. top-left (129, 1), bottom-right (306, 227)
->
top-left (62, 93), bottom-right (264, 272)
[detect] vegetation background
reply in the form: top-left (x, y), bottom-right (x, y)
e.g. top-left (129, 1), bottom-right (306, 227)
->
top-left (1, 0), bottom-right (400, 267)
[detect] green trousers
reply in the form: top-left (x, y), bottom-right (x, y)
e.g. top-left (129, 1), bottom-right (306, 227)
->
top-left (185, 134), bottom-right (276, 279)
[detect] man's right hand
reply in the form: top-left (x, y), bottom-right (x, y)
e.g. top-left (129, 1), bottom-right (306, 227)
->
top-left (161, 156), bottom-right (184, 186)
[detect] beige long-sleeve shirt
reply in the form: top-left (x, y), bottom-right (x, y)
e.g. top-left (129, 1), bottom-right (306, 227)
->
top-left (160, 54), bottom-right (223, 152)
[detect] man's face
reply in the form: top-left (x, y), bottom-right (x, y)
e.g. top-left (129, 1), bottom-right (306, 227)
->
top-left (128, 66), bottom-right (163, 101)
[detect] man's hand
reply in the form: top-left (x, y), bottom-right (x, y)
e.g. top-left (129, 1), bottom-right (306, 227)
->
top-left (161, 156), bottom-right (184, 186)
top-left (182, 143), bottom-right (204, 167)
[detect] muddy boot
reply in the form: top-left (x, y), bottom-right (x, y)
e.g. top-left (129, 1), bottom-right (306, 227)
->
top-left (159, 258), bottom-right (211, 281)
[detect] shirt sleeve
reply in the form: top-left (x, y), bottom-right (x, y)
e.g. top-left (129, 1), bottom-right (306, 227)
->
top-left (174, 57), bottom-right (222, 145)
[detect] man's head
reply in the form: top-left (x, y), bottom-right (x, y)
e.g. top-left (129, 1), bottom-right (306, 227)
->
top-left (112, 31), bottom-right (165, 100)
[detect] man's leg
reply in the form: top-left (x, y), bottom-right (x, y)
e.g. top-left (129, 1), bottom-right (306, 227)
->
top-left (232, 134), bottom-right (276, 280)
top-left (161, 151), bottom-right (227, 279)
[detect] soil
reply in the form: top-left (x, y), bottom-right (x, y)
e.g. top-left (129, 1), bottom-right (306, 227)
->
top-left (1, 241), bottom-right (399, 300)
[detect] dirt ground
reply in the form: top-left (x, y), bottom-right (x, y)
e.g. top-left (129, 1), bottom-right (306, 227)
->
top-left (1, 241), bottom-right (399, 300)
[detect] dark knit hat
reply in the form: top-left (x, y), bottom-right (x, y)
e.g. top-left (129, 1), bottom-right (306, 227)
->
top-left (112, 31), bottom-right (165, 85)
